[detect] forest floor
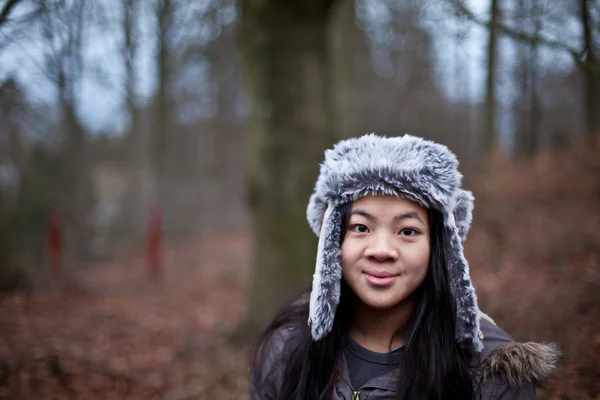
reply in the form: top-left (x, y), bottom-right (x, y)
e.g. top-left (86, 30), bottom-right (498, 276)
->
top-left (0, 235), bottom-right (254, 399)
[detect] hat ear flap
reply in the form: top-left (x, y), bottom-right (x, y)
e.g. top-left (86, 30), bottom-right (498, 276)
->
top-left (308, 204), bottom-right (343, 341)
top-left (444, 212), bottom-right (483, 352)
top-left (453, 190), bottom-right (474, 241)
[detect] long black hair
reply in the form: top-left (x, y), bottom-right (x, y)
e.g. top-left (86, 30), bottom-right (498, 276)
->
top-left (252, 203), bottom-right (477, 400)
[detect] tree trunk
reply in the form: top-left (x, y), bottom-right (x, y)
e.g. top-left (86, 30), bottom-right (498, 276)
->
top-left (239, 0), bottom-right (337, 330)
top-left (528, 15), bottom-right (540, 156)
top-left (484, 0), bottom-right (500, 158)
top-left (62, 104), bottom-right (89, 262)
top-left (120, 0), bottom-right (153, 249)
top-left (581, 0), bottom-right (600, 147)
top-left (207, 21), bottom-right (243, 230)
top-left (514, 0), bottom-right (540, 158)
top-left (53, 0), bottom-right (90, 268)
top-left (514, 0), bottom-right (528, 158)
top-left (154, 0), bottom-right (172, 221)
top-left (330, 0), bottom-right (370, 139)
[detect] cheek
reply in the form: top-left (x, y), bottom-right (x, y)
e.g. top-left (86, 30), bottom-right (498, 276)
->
top-left (405, 243), bottom-right (430, 273)
top-left (340, 240), bottom-right (359, 272)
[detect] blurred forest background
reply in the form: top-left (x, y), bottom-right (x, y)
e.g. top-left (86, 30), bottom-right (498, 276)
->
top-left (0, 0), bottom-right (599, 398)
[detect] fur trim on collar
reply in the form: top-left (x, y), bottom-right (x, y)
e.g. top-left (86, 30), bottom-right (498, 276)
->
top-left (484, 342), bottom-right (561, 386)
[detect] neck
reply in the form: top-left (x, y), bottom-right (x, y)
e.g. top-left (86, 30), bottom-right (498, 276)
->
top-left (349, 296), bottom-right (416, 353)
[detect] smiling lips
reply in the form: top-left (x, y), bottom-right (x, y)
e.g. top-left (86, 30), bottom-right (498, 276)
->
top-left (364, 270), bottom-right (399, 287)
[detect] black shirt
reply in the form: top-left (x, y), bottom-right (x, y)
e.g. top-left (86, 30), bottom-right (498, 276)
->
top-left (344, 336), bottom-right (404, 389)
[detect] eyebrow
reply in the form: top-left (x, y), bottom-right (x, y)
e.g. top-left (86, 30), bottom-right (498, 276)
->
top-left (350, 210), bottom-right (425, 224)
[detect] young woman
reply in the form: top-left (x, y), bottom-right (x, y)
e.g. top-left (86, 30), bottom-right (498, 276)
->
top-left (250, 134), bottom-right (559, 400)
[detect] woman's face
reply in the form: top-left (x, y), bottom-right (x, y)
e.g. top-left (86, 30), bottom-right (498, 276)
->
top-left (341, 195), bottom-right (430, 311)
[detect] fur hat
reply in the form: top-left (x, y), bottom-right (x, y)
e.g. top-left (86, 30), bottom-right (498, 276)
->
top-left (306, 133), bottom-right (482, 352)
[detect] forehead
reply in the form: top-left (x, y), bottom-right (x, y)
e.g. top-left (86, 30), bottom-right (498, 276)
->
top-left (351, 195), bottom-right (427, 218)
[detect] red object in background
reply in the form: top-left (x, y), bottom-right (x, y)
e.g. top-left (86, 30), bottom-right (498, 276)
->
top-left (47, 209), bottom-right (62, 274)
top-left (147, 206), bottom-right (163, 280)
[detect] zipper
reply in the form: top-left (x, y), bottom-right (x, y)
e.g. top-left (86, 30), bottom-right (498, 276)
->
top-left (338, 373), bottom-right (363, 400)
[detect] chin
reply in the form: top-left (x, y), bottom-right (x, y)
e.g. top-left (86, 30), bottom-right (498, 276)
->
top-left (359, 292), bottom-right (408, 310)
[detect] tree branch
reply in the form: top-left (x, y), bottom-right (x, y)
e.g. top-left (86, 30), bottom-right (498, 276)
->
top-left (450, 0), bottom-right (586, 69)
top-left (0, 0), bottom-right (25, 26)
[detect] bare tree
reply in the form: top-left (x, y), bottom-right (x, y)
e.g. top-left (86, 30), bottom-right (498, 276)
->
top-left (330, 0), bottom-right (372, 139)
top-left (120, 0), bottom-right (149, 244)
top-left (153, 0), bottom-right (174, 228)
top-left (0, 78), bottom-right (24, 287)
top-left (484, 0), bottom-right (500, 158)
top-left (514, 0), bottom-right (541, 158)
top-left (239, 0), bottom-right (339, 331)
top-left (0, 0), bottom-right (26, 25)
top-left (123, 0), bottom-right (137, 129)
top-left (0, 78), bottom-right (51, 289)
top-left (452, 0), bottom-right (600, 147)
top-left (580, 0), bottom-right (600, 146)
top-left (39, 0), bottom-right (92, 267)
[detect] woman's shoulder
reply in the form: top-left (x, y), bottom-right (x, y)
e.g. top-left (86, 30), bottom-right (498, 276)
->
top-left (260, 321), bottom-right (306, 359)
top-left (254, 298), bottom-right (309, 377)
top-left (260, 295), bottom-right (310, 355)
top-left (477, 313), bottom-right (560, 388)
top-left (251, 302), bottom-right (308, 399)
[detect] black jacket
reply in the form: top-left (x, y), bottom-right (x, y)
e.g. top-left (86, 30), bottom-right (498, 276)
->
top-left (250, 314), bottom-right (559, 400)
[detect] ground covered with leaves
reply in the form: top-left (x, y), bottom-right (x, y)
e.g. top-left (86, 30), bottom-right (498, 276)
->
top-left (0, 236), bottom-right (253, 399)
top-left (468, 149), bottom-right (600, 399)
top-left (1, 149), bottom-right (599, 399)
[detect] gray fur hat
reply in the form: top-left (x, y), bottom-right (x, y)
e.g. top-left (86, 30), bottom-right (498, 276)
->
top-left (306, 133), bottom-right (482, 352)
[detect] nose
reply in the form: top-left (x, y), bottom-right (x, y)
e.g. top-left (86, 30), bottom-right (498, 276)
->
top-left (364, 232), bottom-right (399, 262)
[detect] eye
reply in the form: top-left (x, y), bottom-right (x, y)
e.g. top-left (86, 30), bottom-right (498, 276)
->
top-left (350, 224), bottom-right (370, 233)
top-left (399, 228), bottom-right (418, 237)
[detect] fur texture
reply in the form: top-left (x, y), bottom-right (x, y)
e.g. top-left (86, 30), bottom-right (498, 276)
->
top-left (308, 204), bottom-right (342, 341)
top-left (485, 342), bottom-right (561, 386)
top-left (306, 134), bottom-right (482, 351)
